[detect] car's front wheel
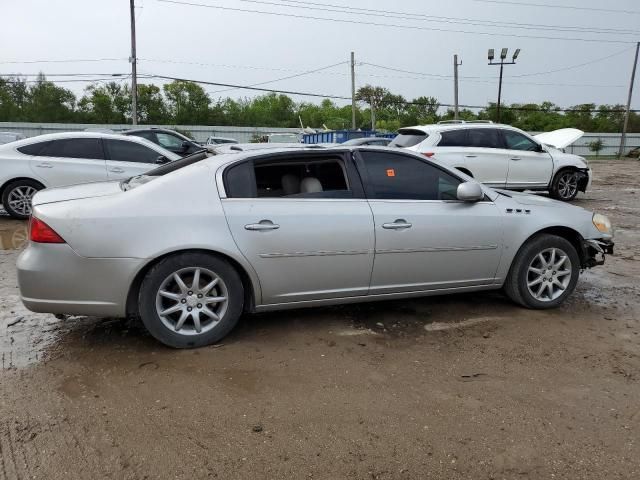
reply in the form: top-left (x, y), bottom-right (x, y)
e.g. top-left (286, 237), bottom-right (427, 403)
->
top-left (2, 179), bottom-right (43, 219)
top-left (138, 252), bottom-right (244, 348)
top-left (550, 170), bottom-right (579, 201)
top-left (504, 234), bottom-right (580, 309)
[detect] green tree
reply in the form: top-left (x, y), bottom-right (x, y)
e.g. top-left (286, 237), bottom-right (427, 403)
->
top-left (25, 73), bottom-right (76, 122)
top-left (587, 138), bottom-right (604, 157)
top-left (78, 82), bottom-right (130, 123)
top-left (137, 84), bottom-right (167, 124)
top-left (163, 80), bottom-right (210, 125)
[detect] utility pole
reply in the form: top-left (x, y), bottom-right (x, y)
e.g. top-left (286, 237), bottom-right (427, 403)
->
top-left (488, 48), bottom-right (520, 123)
top-left (129, 0), bottom-right (138, 125)
top-left (453, 54), bottom-right (461, 120)
top-left (619, 41), bottom-right (639, 158)
top-left (350, 51), bottom-right (356, 130)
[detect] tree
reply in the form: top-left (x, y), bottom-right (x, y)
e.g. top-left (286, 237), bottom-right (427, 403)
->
top-left (587, 138), bottom-right (604, 158)
top-left (25, 73), bottom-right (76, 122)
top-left (136, 84), bottom-right (167, 124)
top-left (355, 85), bottom-right (391, 130)
top-left (163, 80), bottom-right (210, 125)
top-left (77, 82), bottom-right (130, 123)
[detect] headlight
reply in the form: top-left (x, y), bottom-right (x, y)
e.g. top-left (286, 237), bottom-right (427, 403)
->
top-left (592, 213), bottom-right (612, 234)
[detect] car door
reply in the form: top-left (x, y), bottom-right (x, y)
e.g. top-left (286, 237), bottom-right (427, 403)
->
top-left (463, 128), bottom-right (509, 188)
top-left (220, 152), bottom-right (375, 305)
top-left (500, 129), bottom-right (553, 189)
top-left (155, 132), bottom-right (194, 156)
top-left (355, 150), bottom-right (503, 295)
top-left (28, 138), bottom-right (108, 187)
top-left (103, 139), bottom-right (164, 179)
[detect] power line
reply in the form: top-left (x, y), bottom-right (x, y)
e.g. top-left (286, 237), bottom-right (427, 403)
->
top-left (468, 0), bottom-right (640, 15)
top-left (0, 58), bottom-right (127, 65)
top-left (243, 0), bottom-right (639, 35)
top-left (155, 0), bottom-right (637, 44)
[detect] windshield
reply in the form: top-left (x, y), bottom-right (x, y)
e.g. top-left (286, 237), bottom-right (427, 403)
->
top-left (389, 129), bottom-right (428, 148)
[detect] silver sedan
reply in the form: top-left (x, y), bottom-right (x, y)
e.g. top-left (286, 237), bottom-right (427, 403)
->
top-left (17, 147), bottom-right (614, 348)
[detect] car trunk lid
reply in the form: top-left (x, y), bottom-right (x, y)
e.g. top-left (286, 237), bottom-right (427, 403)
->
top-left (32, 181), bottom-right (123, 206)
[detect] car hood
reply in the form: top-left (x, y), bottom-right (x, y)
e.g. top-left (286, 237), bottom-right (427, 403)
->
top-left (32, 181), bottom-right (123, 206)
top-left (495, 190), bottom-right (575, 208)
top-left (534, 128), bottom-right (583, 149)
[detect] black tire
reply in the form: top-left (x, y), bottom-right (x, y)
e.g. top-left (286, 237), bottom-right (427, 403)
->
top-left (138, 252), bottom-right (244, 348)
top-left (1, 179), bottom-right (43, 219)
top-left (504, 234), bottom-right (580, 309)
top-left (549, 170), bottom-right (579, 201)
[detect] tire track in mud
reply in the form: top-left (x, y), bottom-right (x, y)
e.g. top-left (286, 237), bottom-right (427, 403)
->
top-left (0, 421), bottom-right (28, 480)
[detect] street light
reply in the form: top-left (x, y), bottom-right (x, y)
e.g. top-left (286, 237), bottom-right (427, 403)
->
top-left (488, 47), bottom-right (521, 123)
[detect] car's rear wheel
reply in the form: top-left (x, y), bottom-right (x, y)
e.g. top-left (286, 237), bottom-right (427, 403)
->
top-left (550, 170), bottom-right (579, 201)
top-left (504, 234), bottom-right (580, 309)
top-left (138, 252), bottom-right (244, 348)
top-left (2, 180), bottom-right (43, 219)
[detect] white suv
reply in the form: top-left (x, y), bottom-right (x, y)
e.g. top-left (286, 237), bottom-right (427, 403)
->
top-left (389, 121), bottom-right (590, 202)
top-left (0, 132), bottom-right (180, 219)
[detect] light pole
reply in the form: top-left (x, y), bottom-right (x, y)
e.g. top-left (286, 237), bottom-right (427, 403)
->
top-left (488, 48), bottom-right (520, 123)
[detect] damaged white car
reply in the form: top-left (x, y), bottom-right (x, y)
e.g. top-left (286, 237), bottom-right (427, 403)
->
top-left (390, 122), bottom-right (589, 201)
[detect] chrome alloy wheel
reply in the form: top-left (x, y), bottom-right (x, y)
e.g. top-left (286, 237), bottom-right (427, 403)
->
top-left (557, 172), bottom-right (578, 200)
top-left (7, 185), bottom-right (37, 216)
top-left (155, 267), bottom-right (229, 335)
top-left (526, 248), bottom-right (572, 302)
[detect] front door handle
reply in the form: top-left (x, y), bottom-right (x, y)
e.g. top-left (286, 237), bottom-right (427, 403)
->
top-left (245, 220), bottom-right (280, 231)
top-left (465, 155), bottom-right (477, 158)
top-left (109, 167), bottom-right (125, 173)
top-left (511, 157), bottom-right (522, 161)
top-left (382, 219), bottom-right (412, 230)
top-left (35, 162), bottom-right (53, 168)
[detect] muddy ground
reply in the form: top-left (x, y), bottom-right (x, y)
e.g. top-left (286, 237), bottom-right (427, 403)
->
top-left (0, 160), bottom-right (639, 479)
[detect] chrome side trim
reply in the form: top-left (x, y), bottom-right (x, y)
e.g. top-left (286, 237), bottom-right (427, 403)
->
top-left (375, 245), bottom-right (498, 254)
top-left (258, 249), bottom-right (372, 258)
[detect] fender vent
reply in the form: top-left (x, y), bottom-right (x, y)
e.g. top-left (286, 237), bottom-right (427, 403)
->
top-left (506, 208), bottom-right (531, 214)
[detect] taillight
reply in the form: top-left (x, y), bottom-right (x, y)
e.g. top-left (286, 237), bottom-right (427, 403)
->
top-left (29, 217), bottom-right (65, 244)
top-left (423, 152), bottom-right (435, 158)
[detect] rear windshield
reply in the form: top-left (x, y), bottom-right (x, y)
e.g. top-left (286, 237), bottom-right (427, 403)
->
top-left (389, 129), bottom-right (428, 148)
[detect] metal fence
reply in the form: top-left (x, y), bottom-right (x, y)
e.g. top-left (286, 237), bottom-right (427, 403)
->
top-left (0, 122), bottom-right (639, 155)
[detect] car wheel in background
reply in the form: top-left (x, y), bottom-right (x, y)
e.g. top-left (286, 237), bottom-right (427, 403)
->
top-left (550, 170), bottom-right (579, 201)
top-left (1, 179), bottom-right (44, 219)
top-left (504, 234), bottom-right (580, 309)
top-left (138, 252), bottom-right (244, 348)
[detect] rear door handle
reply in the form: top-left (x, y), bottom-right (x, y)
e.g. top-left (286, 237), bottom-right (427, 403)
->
top-left (465, 155), bottom-right (477, 158)
top-left (382, 219), bottom-right (412, 230)
top-left (109, 167), bottom-right (125, 173)
top-left (35, 162), bottom-right (53, 168)
top-left (511, 157), bottom-right (522, 161)
top-left (245, 220), bottom-right (280, 231)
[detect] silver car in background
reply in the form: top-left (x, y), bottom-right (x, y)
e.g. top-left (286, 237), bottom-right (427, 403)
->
top-left (17, 147), bottom-right (614, 348)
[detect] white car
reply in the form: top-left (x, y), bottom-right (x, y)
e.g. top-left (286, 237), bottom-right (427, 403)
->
top-left (390, 122), bottom-right (590, 201)
top-left (0, 132), bottom-right (180, 219)
top-left (205, 136), bottom-right (238, 146)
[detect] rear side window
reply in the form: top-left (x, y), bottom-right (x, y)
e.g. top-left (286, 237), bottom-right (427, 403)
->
top-left (17, 141), bottom-right (51, 156)
top-left (104, 139), bottom-right (159, 163)
top-left (39, 138), bottom-right (104, 159)
top-left (467, 128), bottom-right (504, 149)
top-left (389, 129), bottom-right (428, 148)
top-left (438, 129), bottom-right (469, 147)
top-left (359, 151), bottom-right (461, 201)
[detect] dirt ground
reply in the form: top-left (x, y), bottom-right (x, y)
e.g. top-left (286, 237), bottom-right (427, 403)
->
top-left (0, 160), bottom-right (639, 480)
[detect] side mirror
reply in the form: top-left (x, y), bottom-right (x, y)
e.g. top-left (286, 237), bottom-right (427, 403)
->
top-left (155, 155), bottom-right (170, 164)
top-left (456, 181), bottom-right (484, 202)
top-left (180, 141), bottom-right (190, 151)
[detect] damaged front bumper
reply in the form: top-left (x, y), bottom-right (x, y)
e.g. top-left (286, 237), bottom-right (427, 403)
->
top-left (577, 168), bottom-right (591, 193)
top-left (581, 238), bottom-right (614, 268)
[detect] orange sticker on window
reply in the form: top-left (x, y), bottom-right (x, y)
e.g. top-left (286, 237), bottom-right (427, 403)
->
top-left (386, 168), bottom-right (395, 177)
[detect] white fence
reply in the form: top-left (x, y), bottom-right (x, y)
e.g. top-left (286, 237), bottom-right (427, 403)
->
top-left (1, 122), bottom-right (639, 155)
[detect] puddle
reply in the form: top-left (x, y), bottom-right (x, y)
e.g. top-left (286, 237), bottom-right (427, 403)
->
top-left (0, 218), bottom-right (28, 250)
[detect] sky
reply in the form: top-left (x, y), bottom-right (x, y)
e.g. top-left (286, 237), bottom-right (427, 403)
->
top-left (1, 0), bottom-right (639, 112)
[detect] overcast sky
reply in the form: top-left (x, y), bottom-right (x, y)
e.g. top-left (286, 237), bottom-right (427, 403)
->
top-left (1, 0), bottom-right (639, 112)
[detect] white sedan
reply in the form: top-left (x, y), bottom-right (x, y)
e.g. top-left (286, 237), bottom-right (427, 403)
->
top-left (0, 132), bottom-right (180, 218)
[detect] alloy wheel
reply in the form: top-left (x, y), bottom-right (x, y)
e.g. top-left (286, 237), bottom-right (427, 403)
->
top-left (557, 172), bottom-right (578, 199)
top-left (526, 247), bottom-right (572, 302)
top-left (7, 186), bottom-right (37, 216)
top-left (155, 267), bottom-right (229, 335)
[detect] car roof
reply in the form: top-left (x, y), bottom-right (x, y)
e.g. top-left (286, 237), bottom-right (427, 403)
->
top-left (399, 123), bottom-right (523, 134)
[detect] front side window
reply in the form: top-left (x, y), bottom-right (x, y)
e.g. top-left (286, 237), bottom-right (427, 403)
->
top-left (359, 151), bottom-right (461, 201)
top-left (156, 132), bottom-right (184, 149)
top-left (130, 131), bottom-right (157, 143)
top-left (467, 128), bottom-right (504, 149)
top-left (104, 139), bottom-right (159, 163)
top-left (502, 130), bottom-right (539, 151)
top-left (39, 138), bottom-right (104, 159)
top-left (438, 129), bottom-right (469, 147)
top-left (225, 155), bottom-right (352, 199)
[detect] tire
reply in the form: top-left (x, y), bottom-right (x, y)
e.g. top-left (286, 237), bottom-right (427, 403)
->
top-left (2, 179), bottom-right (43, 219)
top-left (504, 234), bottom-right (580, 309)
top-left (549, 170), bottom-right (579, 201)
top-left (138, 252), bottom-right (244, 348)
